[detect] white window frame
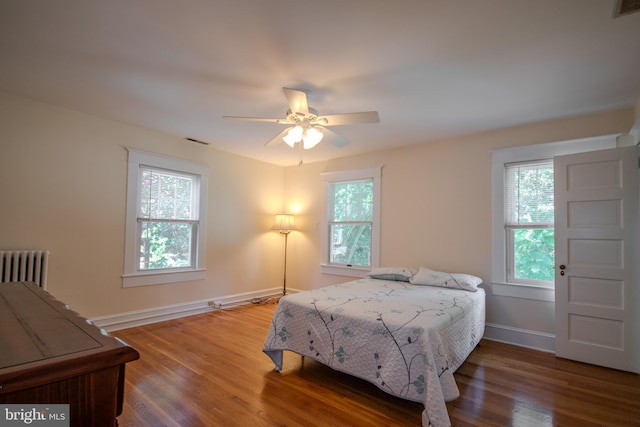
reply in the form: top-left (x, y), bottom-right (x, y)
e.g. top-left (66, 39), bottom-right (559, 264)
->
top-left (321, 167), bottom-right (381, 277)
top-left (491, 135), bottom-right (616, 301)
top-left (123, 149), bottom-right (208, 287)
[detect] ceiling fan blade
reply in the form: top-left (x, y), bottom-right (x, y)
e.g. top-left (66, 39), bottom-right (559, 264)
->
top-left (265, 127), bottom-right (292, 147)
top-left (283, 87), bottom-right (309, 115)
top-left (223, 116), bottom-right (282, 123)
top-left (319, 126), bottom-right (350, 148)
top-left (317, 111), bottom-right (380, 126)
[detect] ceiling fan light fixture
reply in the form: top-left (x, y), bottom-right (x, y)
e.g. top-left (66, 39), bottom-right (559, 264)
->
top-left (302, 126), bottom-right (323, 149)
top-left (283, 126), bottom-right (303, 147)
top-left (226, 87), bottom-right (379, 154)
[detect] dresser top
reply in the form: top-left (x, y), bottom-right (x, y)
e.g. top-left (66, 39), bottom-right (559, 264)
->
top-left (0, 282), bottom-right (139, 393)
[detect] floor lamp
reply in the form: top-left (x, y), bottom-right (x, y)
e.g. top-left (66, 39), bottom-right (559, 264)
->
top-left (272, 214), bottom-right (296, 296)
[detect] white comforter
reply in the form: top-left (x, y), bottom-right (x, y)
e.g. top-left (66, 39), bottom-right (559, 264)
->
top-left (263, 278), bottom-right (485, 427)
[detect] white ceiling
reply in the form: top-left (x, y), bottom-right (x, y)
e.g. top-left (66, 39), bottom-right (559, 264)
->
top-left (1, 0), bottom-right (639, 166)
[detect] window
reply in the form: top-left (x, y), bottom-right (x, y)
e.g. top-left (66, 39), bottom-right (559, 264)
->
top-left (491, 135), bottom-right (616, 301)
top-left (123, 149), bottom-right (208, 287)
top-left (329, 179), bottom-right (373, 266)
top-left (504, 160), bottom-right (554, 285)
top-left (138, 167), bottom-right (198, 270)
top-left (321, 167), bottom-right (381, 277)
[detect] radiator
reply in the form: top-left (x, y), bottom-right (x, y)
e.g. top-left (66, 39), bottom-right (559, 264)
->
top-left (0, 250), bottom-right (50, 289)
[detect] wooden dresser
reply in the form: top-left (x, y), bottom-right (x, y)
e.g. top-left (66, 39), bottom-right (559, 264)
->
top-left (0, 282), bottom-right (139, 427)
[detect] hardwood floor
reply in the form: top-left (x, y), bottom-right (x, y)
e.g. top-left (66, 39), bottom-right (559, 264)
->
top-left (114, 302), bottom-right (640, 427)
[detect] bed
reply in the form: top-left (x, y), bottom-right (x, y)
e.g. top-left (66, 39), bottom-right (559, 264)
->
top-left (262, 267), bottom-right (485, 427)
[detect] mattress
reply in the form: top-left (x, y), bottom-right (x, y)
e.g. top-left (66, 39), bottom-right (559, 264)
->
top-left (263, 277), bottom-right (485, 426)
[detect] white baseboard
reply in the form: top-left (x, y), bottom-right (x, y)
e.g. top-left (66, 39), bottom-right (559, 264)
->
top-left (96, 289), bottom-right (556, 356)
top-left (483, 322), bottom-right (556, 353)
top-left (90, 287), bottom-right (285, 332)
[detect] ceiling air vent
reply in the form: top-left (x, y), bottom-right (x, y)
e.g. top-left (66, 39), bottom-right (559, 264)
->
top-left (613, 0), bottom-right (640, 17)
top-left (184, 137), bottom-right (210, 145)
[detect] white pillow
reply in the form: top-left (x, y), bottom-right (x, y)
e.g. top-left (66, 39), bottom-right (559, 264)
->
top-left (409, 267), bottom-right (481, 292)
top-left (367, 267), bottom-right (417, 282)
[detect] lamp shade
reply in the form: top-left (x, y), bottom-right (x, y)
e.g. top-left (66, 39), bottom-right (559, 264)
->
top-left (283, 126), bottom-right (303, 147)
top-left (272, 214), bottom-right (297, 231)
top-left (302, 126), bottom-right (323, 149)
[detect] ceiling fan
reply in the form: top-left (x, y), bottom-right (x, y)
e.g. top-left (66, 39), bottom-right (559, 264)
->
top-left (223, 87), bottom-right (379, 164)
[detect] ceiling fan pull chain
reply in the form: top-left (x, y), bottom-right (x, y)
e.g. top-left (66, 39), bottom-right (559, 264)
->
top-left (299, 140), bottom-right (304, 166)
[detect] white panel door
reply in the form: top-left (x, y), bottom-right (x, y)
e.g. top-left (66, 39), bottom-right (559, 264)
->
top-left (554, 145), bottom-right (639, 373)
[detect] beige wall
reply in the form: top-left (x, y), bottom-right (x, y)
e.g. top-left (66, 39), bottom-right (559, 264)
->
top-left (1, 90), bottom-right (634, 339)
top-left (284, 108), bottom-right (634, 336)
top-left (0, 92), bottom-right (285, 318)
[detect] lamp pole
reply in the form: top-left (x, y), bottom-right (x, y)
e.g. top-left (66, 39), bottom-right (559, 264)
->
top-left (272, 214), bottom-right (296, 297)
top-left (280, 229), bottom-right (290, 295)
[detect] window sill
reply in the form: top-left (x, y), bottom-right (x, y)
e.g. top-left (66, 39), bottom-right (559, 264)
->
top-left (491, 281), bottom-right (555, 302)
top-left (122, 269), bottom-right (206, 288)
top-left (320, 264), bottom-right (369, 278)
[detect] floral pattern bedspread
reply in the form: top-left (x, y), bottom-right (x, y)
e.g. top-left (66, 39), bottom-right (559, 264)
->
top-left (262, 278), bottom-right (485, 427)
